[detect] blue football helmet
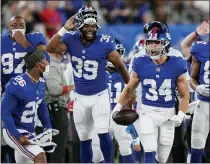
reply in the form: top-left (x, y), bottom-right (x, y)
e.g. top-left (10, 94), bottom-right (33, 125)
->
top-left (107, 38), bottom-right (125, 68)
top-left (143, 21), bottom-right (169, 34)
top-left (145, 27), bottom-right (171, 60)
top-left (75, 6), bottom-right (101, 29)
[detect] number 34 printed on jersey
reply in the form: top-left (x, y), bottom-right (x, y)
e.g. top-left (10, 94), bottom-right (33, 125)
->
top-left (72, 56), bottom-right (98, 80)
top-left (144, 79), bottom-right (172, 101)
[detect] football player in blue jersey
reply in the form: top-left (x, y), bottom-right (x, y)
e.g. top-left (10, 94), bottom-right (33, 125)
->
top-left (1, 15), bottom-right (50, 163)
top-left (112, 27), bottom-right (190, 163)
top-left (1, 15), bottom-right (49, 93)
top-left (1, 49), bottom-right (52, 163)
top-left (181, 20), bottom-right (210, 163)
top-left (92, 38), bottom-right (135, 163)
top-left (46, 6), bottom-right (129, 163)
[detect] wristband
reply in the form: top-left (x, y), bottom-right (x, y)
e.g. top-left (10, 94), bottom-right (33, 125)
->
top-left (58, 27), bottom-right (68, 37)
top-left (195, 31), bottom-right (199, 36)
top-left (116, 103), bottom-right (123, 110)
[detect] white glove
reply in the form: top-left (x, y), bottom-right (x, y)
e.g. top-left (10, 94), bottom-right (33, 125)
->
top-left (196, 84), bottom-right (210, 97)
top-left (111, 103), bottom-right (123, 117)
top-left (170, 111), bottom-right (186, 127)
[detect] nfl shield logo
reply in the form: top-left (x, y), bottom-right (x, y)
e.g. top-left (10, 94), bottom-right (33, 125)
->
top-left (156, 67), bottom-right (160, 72)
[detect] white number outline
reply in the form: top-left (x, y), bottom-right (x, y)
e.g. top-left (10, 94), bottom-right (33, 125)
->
top-left (203, 61), bottom-right (210, 84)
top-left (108, 82), bottom-right (123, 103)
top-left (143, 79), bottom-right (172, 102)
top-left (2, 52), bottom-right (27, 74)
top-left (72, 56), bottom-right (98, 80)
top-left (21, 99), bottom-right (42, 123)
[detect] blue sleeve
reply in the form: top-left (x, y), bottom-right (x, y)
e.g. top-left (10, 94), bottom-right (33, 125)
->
top-left (1, 92), bottom-right (22, 140)
top-left (44, 51), bottom-right (50, 64)
top-left (132, 57), bottom-right (138, 73)
top-left (61, 31), bottom-right (76, 46)
top-left (177, 58), bottom-right (187, 76)
top-left (37, 100), bottom-right (52, 129)
top-left (190, 42), bottom-right (200, 61)
top-left (30, 32), bottom-right (47, 47)
top-left (106, 36), bottom-right (116, 54)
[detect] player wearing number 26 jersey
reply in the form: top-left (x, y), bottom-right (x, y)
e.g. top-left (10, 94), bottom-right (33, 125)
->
top-left (190, 40), bottom-right (210, 163)
top-left (46, 6), bottom-right (129, 163)
top-left (112, 27), bottom-right (189, 163)
top-left (1, 50), bottom-right (52, 163)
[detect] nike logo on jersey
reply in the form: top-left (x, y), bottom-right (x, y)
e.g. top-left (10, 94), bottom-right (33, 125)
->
top-left (13, 81), bottom-right (17, 85)
top-left (98, 92), bottom-right (104, 96)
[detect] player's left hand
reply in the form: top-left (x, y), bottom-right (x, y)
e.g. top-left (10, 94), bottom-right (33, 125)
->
top-left (196, 20), bottom-right (209, 36)
top-left (170, 111), bottom-right (186, 127)
top-left (13, 30), bottom-right (29, 48)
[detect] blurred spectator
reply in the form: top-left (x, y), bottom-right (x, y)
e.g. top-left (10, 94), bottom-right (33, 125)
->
top-left (39, 1), bottom-right (62, 38)
top-left (44, 53), bottom-right (74, 162)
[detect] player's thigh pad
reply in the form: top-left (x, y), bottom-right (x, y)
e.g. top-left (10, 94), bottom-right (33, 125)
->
top-left (73, 93), bottom-right (94, 141)
top-left (92, 89), bottom-right (111, 134)
top-left (15, 150), bottom-right (33, 163)
top-left (156, 120), bottom-right (175, 163)
top-left (3, 129), bottom-right (44, 161)
top-left (139, 114), bottom-right (158, 152)
top-left (191, 100), bottom-right (210, 149)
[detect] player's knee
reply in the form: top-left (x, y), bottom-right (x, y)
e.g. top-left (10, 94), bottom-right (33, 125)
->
top-left (192, 138), bottom-right (205, 149)
top-left (33, 152), bottom-right (47, 163)
top-left (78, 131), bottom-right (92, 141)
top-left (119, 140), bottom-right (132, 156)
top-left (156, 153), bottom-right (168, 163)
top-left (95, 121), bottom-right (109, 134)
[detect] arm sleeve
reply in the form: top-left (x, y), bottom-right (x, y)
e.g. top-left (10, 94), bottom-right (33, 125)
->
top-left (106, 36), bottom-right (116, 54)
top-left (37, 100), bottom-right (52, 129)
top-left (190, 42), bottom-right (200, 61)
top-left (1, 92), bottom-right (22, 140)
top-left (178, 58), bottom-right (188, 76)
top-left (33, 33), bottom-right (47, 46)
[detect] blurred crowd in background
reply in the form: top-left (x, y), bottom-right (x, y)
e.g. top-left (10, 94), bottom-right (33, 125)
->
top-left (1, 0), bottom-right (209, 40)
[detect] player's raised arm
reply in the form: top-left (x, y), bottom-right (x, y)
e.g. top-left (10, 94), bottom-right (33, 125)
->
top-left (181, 21), bottom-right (209, 59)
top-left (46, 15), bottom-right (76, 54)
top-left (107, 51), bottom-right (130, 84)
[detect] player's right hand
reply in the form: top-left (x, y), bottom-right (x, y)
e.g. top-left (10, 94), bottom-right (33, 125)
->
top-left (196, 84), bottom-right (210, 97)
top-left (196, 20), bottom-right (209, 36)
top-left (18, 135), bottom-right (30, 146)
top-left (64, 14), bottom-right (76, 31)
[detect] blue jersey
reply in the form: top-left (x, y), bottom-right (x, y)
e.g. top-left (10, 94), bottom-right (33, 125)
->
top-left (132, 56), bottom-right (187, 108)
top-left (61, 31), bottom-right (116, 95)
top-left (1, 33), bottom-right (47, 92)
top-left (190, 41), bottom-right (210, 102)
top-left (1, 73), bottom-right (51, 139)
top-left (107, 71), bottom-right (125, 110)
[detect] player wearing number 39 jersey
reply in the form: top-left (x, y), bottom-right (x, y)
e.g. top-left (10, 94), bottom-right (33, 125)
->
top-left (46, 6), bottom-right (129, 163)
top-left (1, 50), bottom-right (52, 163)
top-left (113, 27), bottom-right (190, 163)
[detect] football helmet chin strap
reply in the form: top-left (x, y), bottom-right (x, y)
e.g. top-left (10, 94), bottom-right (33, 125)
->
top-left (29, 129), bottom-right (59, 153)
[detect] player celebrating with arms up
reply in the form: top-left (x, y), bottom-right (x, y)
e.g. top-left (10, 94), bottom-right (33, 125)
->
top-left (112, 27), bottom-right (189, 163)
top-left (46, 6), bottom-right (129, 163)
top-left (1, 49), bottom-right (52, 163)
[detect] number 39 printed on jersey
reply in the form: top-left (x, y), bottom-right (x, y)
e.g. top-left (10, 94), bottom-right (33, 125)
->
top-left (72, 56), bottom-right (98, 80)
top-left (2, 52), bottom-right (27, 74)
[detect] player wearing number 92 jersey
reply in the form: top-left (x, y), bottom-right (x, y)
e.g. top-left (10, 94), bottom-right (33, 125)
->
top-left (46, 6), bottom-right (129, 163)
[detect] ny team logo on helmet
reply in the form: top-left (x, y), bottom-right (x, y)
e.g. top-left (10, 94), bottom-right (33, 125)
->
top-left (145, 27), bottom-right (171, 60)
top-left (75, 6), bottom-right (101, 29)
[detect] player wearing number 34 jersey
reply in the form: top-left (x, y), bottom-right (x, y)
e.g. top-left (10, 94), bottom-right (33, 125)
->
top-left (46, 6), bottom-right (129, 163)
top-left (113, 27), bottom-right (190, 163)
